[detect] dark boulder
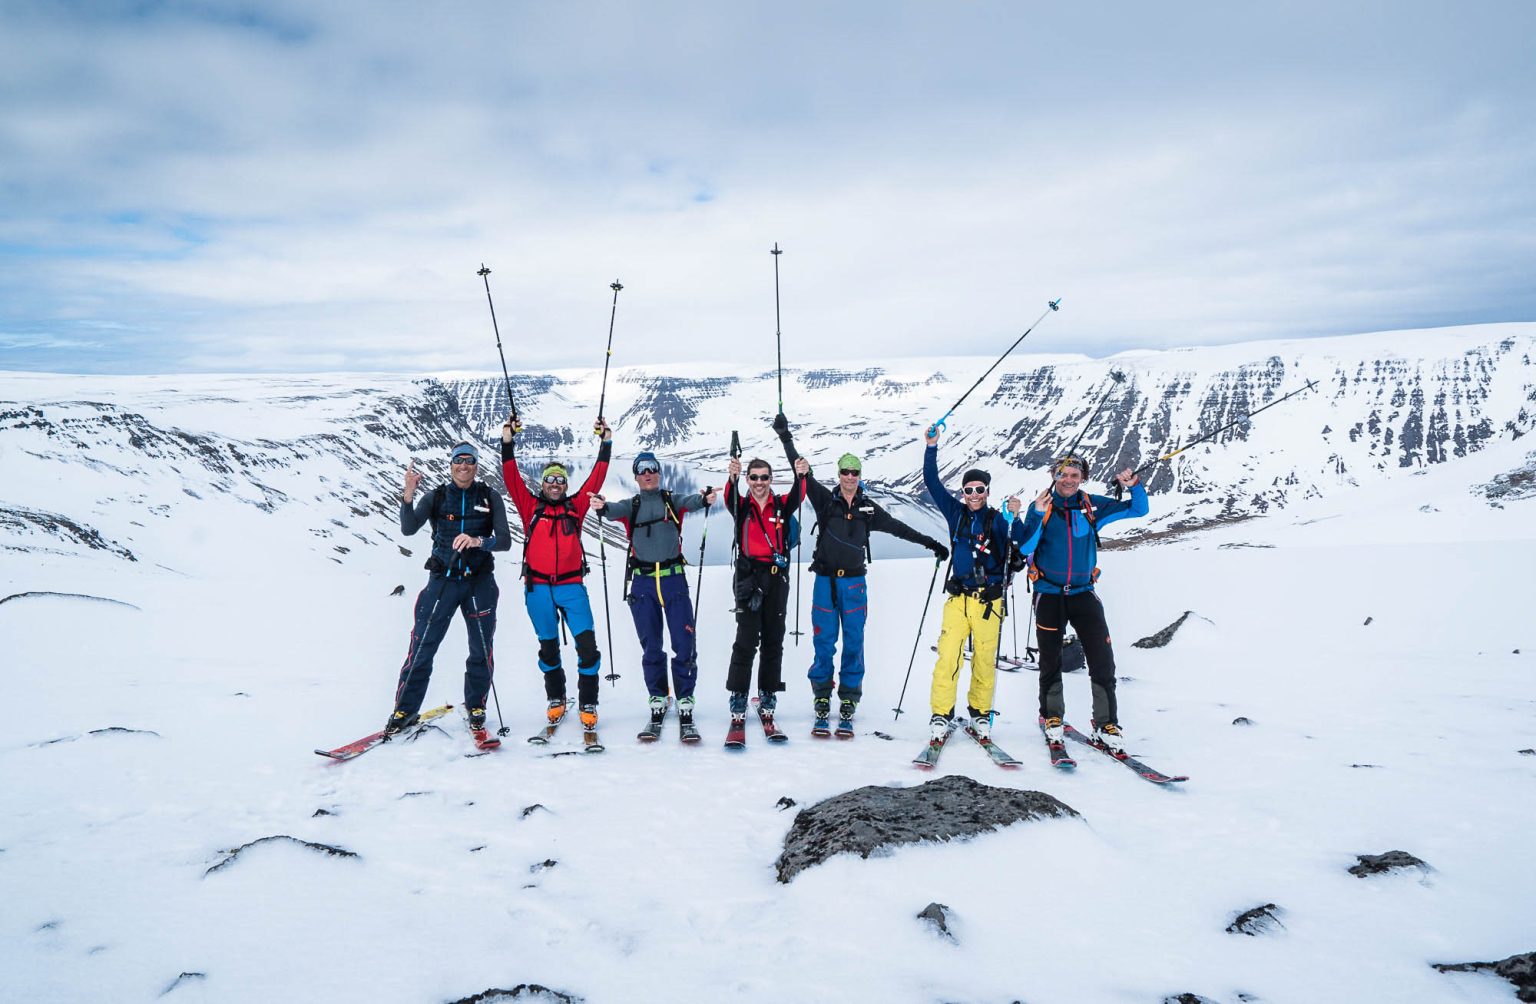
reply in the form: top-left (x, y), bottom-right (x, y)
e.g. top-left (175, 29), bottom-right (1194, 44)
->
top-left (775, 775), bottom-right (1078, 883)
top-left (448, 986), bottom-right (582, 1004)
top-left (1133, 611), bottom-right (1211, 649)
top-left (1226, 903), bottom-right (1283, 936)
top-left (917, 902), bottom-right (955, 942)
top-left (1348, 850), bottom-right (1429, 877)
top-left (1433, 950), bottom-right (1536, 1002)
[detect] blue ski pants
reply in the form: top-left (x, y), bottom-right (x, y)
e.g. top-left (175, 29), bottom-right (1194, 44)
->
top-left (524, 581), bottom-right (602, 679)
top-left (808, 574), bottom-right (868, 701)
top-left (394, 572), bottom-right (498, 716)
top-left (627, 569), bottom-right (698, 699)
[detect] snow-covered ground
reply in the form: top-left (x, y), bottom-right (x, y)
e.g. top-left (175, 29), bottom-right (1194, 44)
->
top-left (3, 399), bottom-right (1534, 1002)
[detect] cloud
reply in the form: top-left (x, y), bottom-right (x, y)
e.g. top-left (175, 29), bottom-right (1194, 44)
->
top-left (1, 0), bottom-right (1534, 373)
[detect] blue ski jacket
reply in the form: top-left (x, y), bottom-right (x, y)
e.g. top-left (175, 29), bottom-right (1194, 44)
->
top-left (922, 445), bottom-right (1040, 591)
top-left (1019, 483), bottom-right (1148, 595)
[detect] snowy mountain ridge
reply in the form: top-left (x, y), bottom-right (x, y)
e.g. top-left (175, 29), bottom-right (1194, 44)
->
top-left (2, 321), bottom-right (1532, 571)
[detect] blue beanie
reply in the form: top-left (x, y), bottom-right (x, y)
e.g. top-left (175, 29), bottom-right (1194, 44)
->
top-left (449, 442), bottom-right (479, 462)
top-left (633, 451), bottom-right (660, 475)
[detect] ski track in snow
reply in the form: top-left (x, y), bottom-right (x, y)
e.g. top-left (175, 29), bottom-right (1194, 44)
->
top-left (2, 356), bottom-right (1535, 1002)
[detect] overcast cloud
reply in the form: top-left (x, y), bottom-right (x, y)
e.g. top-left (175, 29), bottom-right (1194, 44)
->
top-left (2, 0), bottom-right (1533, 374)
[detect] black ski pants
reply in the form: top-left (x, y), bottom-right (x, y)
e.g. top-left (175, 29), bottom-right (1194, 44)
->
top-left (1034, 589), bottom-right (1119, 727)
top-left (725, 559), bottom-right (790, 696)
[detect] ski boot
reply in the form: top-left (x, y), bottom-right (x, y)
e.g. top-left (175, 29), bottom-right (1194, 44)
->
top-left (677, 695), bottom-right (700, 743)
top-left (835, 699), bottom-right (857, 739)
top-left (384, 709), bottom-right (418, 736)
top-left (758, 691), bottom-right (787, 743)
top-left (638, 695), bottom-right (668, 742)
top-left (811, 696), bottom-right (832, 738)
top-left (725, 692), bottom-right (748, 749)
top-left (1092, 721), bottom-right (1126, 754)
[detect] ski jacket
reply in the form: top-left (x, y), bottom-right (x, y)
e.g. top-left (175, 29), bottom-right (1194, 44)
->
top-left (724, 473), bottom-right (806, 564)
top-left (780, 428), bottom-right (940, 577)
top-left (605, 487), bottom-right (708, 567)
top-left (1019, 482), bottom-right (1148, 594)
top-left (501, 438), bottom-right (611, 584)
top-left (922, 445), bottom-right (1039, 591)
top-left (400, 480), bottom-right (511, 579)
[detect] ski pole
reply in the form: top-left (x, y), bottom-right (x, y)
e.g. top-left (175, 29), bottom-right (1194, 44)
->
top-left (927, 298), bottom-right (1061, 437)
top-left (596, 509), bottom-right (619, 686)
top-left (892, 557), bottom-right (943, 721)
top-left (469, 594), bottom-right (509, 737)
top-left (477, 265), bottom-right (519, 426)
top-left (771, 243), bottom-right (784, 412)
top-left (596, 280), bottom-right (623, 436)
top-left (1119, 378), bottom-right (1318, 495)
top-left (692, 487), bottom-right (712, 644)
top-left (1063, 369), bottom-right (1127, 461)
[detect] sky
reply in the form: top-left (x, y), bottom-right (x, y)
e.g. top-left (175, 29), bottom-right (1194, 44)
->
top-left (2, 0), bottom-right (1535, 375)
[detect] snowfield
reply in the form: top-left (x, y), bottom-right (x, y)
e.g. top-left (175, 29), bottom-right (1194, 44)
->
top-left (2, 352), bottom-right (1534, 1003)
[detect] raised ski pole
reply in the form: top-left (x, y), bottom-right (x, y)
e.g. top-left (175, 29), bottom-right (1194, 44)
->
top-left (478, 265), bottom-right (519, 423)
top-left (1119, 379), bottom-right (1319, 496)
top-left (926, 298), bottom-right (1061, 437)
top-left (1063, 369), bottom-right (1127, 460)
top-left (596, 280), bottom-right (623, 436)
top-left (772, 243), bottom-right (784, 412)
top-left (892, 557), bottom-right (944, 721)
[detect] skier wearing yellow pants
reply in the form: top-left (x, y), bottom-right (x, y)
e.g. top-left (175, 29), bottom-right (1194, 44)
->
top-left (922, 426), bottom-right (1040, 741)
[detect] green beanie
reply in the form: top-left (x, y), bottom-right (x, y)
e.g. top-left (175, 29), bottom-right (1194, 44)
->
top-left (541, 463), bottom-right (569, 481)
top-left (837, 452), bottom-right (861, 473)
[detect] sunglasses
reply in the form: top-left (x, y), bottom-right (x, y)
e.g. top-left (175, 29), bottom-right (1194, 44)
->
top-left (451, 457), bottom-right (477, 467)
top-left (838, 468), bottom-right (861, 477)
top-left (961, 486), bottom-right (989, 496)
top-left (746, 473), bottom-right (773, 482)
top-left (635, 462), bottom-right (661, 476)
top-left (543, 475), bottom-right (568, 485)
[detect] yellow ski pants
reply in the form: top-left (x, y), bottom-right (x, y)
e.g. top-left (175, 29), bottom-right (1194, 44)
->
top-left (930, 592), bottom-right (1005, 717)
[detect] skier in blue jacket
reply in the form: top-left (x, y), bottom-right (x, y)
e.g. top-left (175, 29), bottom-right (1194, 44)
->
top-left (1017, 455), bottom-right (1147, 752)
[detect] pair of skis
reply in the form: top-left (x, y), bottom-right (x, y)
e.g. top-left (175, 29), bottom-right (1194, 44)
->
top-left (527, 699), bottom-right (603, 754)
top-left (913, 719), bottom-right (1022, 769)
top-left (912, 718), bottom-right (1187, 784)
top-left (637, 699), bottom-right (701, 745)
top-left (314, 704), bottom-right (499, 761)
top-left (726, 710), bottom-right (789, 750)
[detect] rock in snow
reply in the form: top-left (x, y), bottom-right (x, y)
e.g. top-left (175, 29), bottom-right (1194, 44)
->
top-left (775, 775), bottom-right (1078, 883)
top-left (447, 986), bottom-right (583, 1004)
top-left (1348, 850), bottom-right (1429, 877)
top-left (1133, 610), bottom-right (1213, 649)
top-left (204, 835), bottom-right (359, 877)
top-left (917, 902), bottom-right (956, 942)
top-left (1433, 950), bottom-right (1536, 1002)
top-left (1226, 903), bottom-right (1284, 936)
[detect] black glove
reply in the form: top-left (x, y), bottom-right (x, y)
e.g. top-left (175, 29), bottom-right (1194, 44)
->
top-left (772, 412), bottom-right (790, 434)
top-left (929, 540), bottom-right (949, 561)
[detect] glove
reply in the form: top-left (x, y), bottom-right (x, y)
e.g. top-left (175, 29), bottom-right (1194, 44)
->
top-left (772, 412), bottom-right (790, 435)
top-left (929, 541), bottom-right (949, 561)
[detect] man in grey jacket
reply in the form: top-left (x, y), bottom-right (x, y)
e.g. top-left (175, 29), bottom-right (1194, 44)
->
top-left (591, 451), bottom-right (717, 740)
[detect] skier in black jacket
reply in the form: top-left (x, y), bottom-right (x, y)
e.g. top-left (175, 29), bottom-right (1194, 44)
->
top-left (774, 413), bottom-right (947, 735)
top-left (388, 442), bottom-right (511, 738)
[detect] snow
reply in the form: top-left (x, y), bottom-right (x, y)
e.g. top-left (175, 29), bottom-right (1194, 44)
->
top-left (3, 340), bottom-right (1535, 1002)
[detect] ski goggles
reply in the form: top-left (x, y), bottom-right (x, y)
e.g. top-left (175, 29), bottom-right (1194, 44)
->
top-left (542, 474), bottom-right (568, 485)
top-left (634, 460), bottom-right (661, 476)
